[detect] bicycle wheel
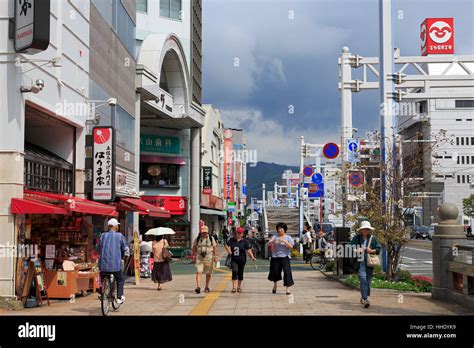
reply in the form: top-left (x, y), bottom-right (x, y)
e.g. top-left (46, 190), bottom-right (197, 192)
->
top-left (310, 254), bottom-right (322, 270)
top-left (100, 277), bottom-right (111, 316)
top-left (111, 278), bottom-right (122, 311)
top-left (180, 249), bottom-right (193, 264)
top-left (319, 257), bottom-right (327, 272)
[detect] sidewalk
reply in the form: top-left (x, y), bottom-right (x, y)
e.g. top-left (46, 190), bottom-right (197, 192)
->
top-left (1, 265), bottom-right (472, 316)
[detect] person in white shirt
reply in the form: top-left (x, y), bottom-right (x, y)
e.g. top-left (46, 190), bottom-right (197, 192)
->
top-left (302, 222), bottom-right (313, 263)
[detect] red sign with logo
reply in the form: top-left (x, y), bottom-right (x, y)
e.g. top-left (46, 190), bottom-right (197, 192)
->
top-left (141, 196), bottom-right (187, 215)
top-left (421, 18), bottom-right (454, 56)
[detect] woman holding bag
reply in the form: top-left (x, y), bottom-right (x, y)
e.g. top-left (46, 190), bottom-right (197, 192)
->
top-left (350, 221), bottom-right (381, 308)
top-left (151, 235), bottom-right (173, 290)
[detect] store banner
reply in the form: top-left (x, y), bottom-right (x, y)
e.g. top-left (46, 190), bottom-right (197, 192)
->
top-left (93, 127), bottom-right (115, 201)
top-left (141, 196), bottom-right (187, 215)
top-left (223, 133), bottom-right (234, 201)
top-left (140, 134), bottom-right (180, 154)
top-left (203, 166), bottom-right (212, 194)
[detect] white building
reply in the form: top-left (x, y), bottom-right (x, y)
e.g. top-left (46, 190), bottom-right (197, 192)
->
top-left (399, 61), bottom-right (474, 225)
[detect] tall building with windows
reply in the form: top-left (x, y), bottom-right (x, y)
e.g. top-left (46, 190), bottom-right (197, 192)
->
top-left (135, 0), bottom-right (205, 249)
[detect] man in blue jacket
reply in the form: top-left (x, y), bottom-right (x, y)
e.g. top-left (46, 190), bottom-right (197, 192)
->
top-left (99, 218), bottom-right (129, 304)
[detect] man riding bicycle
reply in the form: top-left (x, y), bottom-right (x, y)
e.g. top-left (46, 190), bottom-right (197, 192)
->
top-left (99, 218), bottom-right (129, 304)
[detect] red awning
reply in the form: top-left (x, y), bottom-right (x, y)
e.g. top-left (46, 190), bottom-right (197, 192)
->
top-left (116, 198), bottom-right (171, 218)
top-left (11, 198), bottom-right (69, 215)
top-left (23, 190), bottom-right (118, 217)
top-left (140, 155), bottom-right (186, 165)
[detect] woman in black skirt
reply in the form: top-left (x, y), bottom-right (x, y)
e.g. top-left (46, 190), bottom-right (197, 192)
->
top-left (268, 222), bottom-right (295, 295)
top-left (151, 235), bottom-right (173, 290)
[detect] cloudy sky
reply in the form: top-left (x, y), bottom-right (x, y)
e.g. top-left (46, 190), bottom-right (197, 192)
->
top-left (202, 0), bottom-right (474, 166)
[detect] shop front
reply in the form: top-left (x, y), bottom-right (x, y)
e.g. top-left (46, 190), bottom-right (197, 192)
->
top-left (200, 193), bottom-right (226, 239)
top-left (11, 190), bottom-right (118, 306)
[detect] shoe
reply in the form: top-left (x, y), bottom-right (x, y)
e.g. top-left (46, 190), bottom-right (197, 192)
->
top-left (157, 287), bottom-right (162, 291)
top-left (364, 300), bottom-right (370, 308)
top-left (272, 288), bottom-right (277, 294)
top-left (116, 296), bottom-right (125, 304)
top-left (360, 297), bottom-right (364, 304)
top-left (195, 287), bottom-right (201, 294)
top-left (237, 288), bottom-right (242, 293)
top-left (231, 288), bottom-right (237, 293)
top-left (204, 288), bottom-right (210, 293)
top-left (286, 292), bottom-right (291, 295)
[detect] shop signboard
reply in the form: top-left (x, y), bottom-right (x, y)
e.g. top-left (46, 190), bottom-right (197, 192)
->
top-left (134, 231), bottom-right (140, 285)
top-left (421, 18), bottom-right (454, 56)
top-left (223, 131), bottom-right (234, 201)
top-left (14, 0), bottom-right (50, 53)
top-left (203, 166), bottom-right (212, 194)
top-left (141, 196), bottom-right (187, 215)
top-left (140, 134), bottom-right (180, 154)
top-left (92, 127), bottom-right (115, 202)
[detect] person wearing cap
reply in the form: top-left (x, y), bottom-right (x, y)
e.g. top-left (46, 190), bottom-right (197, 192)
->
top-left (225, 227), bottom-right (257, 293)
top-left (98, 218), bottom-right (130, 304)
top-left (350, 220), bottom-right (381, 308)
top-left (192, 225), bottom-right (218, 293)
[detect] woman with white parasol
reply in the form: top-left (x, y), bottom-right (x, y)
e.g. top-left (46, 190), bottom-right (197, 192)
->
top-left (145, 227), bottom-right (175, 290)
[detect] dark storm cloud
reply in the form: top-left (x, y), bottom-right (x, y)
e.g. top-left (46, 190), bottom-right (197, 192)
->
top-left (202, 0), bottom-right (474, 165)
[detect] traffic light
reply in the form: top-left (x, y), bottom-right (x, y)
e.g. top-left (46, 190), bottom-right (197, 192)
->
top-left (301, 144), bottom-right (311, 158)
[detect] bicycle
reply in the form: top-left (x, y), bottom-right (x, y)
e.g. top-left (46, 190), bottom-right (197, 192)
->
top-left (180, 248), bottom-right (194, 264)
top-left (310, 249), bottom-right (328, 271)
top-left (100, 273), bottom-right (122, 316)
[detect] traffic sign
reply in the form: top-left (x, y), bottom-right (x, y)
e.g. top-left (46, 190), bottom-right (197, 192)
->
top-left (303, 166), bottom-right (313, 177)
top-left (347, 140), bottom-right (358, 152)
top-left (346, 139), bottom-right (360, 163)
top-left (308, 183), bottom-right (324, 198)
top-left (312, 173), bottom-right (323, 184)
top-left (349, 172), bottom-right (363, 187)
top-left (323, 143), bottom-right (339, 159)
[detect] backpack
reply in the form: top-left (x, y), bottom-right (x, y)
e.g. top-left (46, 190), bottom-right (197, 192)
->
top-left (195, 235), bottom-right (216, 253)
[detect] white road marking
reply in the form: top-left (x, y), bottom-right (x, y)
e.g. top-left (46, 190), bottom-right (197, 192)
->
top-left (405, 247), bottom-right (432, 253)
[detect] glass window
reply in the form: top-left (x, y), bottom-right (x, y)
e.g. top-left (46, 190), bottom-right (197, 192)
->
top-left (137, 0), bottom-right (148, 12)
top-left (455, 100), bottom-right (474, 108)
top-left (160, 0), bottom-right (181, 20)
top-left (140, 163), bottom-right (179, 187)
top-left (114, 106), bottom-right (136, 154)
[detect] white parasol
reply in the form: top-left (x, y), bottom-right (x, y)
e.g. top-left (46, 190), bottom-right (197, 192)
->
top-left (145, 227), bottom-right (176, 236)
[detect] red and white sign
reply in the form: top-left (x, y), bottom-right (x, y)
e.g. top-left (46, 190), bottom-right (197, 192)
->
top-left (223, 135), bottom-right (234, 201)
top-left (421, 18), bottom-right (454, 56)
top-left (93, 127), bottom-right (115, 201)
top-left (141, 196), bottom-right (187, 215)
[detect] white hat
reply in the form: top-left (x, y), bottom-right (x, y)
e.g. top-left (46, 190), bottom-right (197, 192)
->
top-left (357, 221), bottom-right (375, 231)
top-left (108, 218), bottom-right (120, 227)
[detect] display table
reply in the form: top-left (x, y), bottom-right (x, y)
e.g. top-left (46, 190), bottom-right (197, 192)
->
top-left (44, 268), bottom-right (99, 299)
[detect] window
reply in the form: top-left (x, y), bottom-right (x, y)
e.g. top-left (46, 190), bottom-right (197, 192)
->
top-left (455, 100), bottom-right (474, 108)
top-left (456, 137), bottom-right (460, 146)
top-left (115, 106), bottom-right (136, 154)
top-left (160, 0), bottom-right (181, 20)
top-left (137, 0), bottom-right (148, 12)
top-left (417, 101), bottom-right (427, 114)
top-left (462, 175), bottom-right (466, 184)
top-left (461, 137), bottom-right (464, 146)
top-left (471, 137), bottom-right (474, 145)
top-left (467, 156), bottom-right (470, 165)
top-left (140, 163), bottom-right (179, 188)
top-left (457, 156), bottom-right (460, 164)
top-left (455, 119), bottom-right (462, 122)
top-left (462, 156), bottom-right (465, 164)
top-left (457, 175), bottom-right (461, 184)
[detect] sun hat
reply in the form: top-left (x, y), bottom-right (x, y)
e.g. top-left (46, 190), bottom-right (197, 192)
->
top-left (108, 218), bottom-right (120, 227)
top-left (357, 221), bottom-right (375, 231)
top-left (200, 225), bottom-right (209, 233)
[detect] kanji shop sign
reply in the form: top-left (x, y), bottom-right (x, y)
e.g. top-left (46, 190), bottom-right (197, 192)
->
top-left (14, 0), bottom-right (50, 53)
top-left (141, 196), bottom-right (187, 215)
top-left (93, 127), bottom-right (115, 201)
top-left (203, 166), bottom-right (212, 194)
top-left (421, 18), bottom-right (454, 56)
top-left (140, 134), bottom-right (180, 154)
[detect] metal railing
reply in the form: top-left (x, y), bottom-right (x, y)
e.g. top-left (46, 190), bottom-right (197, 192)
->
top-left (448, 244), bottom-right (474, 296)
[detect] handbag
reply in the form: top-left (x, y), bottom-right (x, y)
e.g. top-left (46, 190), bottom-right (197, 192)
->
top-left (365, 235), bottom-right (380, 268)
top-left (225, 254), bottom-right (232, 269)
top-left (161, 240), bottom-right (173, 262)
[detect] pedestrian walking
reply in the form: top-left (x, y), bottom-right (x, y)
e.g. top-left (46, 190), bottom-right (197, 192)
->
top-left (302, 222), bottom-right (313, 263)
top-left (222, 226), bottom-right (229, 244)
top-left (267, 222), bottom-right (295, 295)
top-left (211, 228), bottom-right (219, 245)
top-left (350, 221), bottom-right (381, 308)
top-left (151, 235), bottom-right (173, 290)
top-left (192, 225), bottom-right (219, 294)
top-left (225, 227), bottom-right (257, 293)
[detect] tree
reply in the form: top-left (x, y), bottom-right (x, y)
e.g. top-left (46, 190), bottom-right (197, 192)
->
top-left (463, 194), bottom-right (474, 217)
top-left (344, 128), bottom-right (449, 280)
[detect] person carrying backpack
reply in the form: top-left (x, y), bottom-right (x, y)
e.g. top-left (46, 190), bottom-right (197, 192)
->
top-left (192, 225), bottom-right (219, 294)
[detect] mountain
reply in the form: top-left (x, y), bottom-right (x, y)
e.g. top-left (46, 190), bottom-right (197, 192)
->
top-left (246, 162), bottom-right (299, 200)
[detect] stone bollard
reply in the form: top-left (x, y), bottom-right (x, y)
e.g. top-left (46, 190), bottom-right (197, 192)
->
top-left (431, 203), bottom-right (466, 301)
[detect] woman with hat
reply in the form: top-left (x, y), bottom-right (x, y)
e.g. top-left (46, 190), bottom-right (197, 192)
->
top-left (225, 227), bottom-right (257, 293)
top-left (350, 220), bottom-right (381, 308)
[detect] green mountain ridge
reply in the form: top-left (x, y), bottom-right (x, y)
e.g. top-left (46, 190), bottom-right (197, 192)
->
top-left (246, 162), bottom-right (299, 200)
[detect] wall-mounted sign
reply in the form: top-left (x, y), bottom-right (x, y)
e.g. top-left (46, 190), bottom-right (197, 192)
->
top-left (141, 196), bottom-right (187, 215)
top-left (93, 127), bottom-right (115, 201)
top-left (140, 134), bottom-right (180, 154)
top-left (203, 166), bottom-right (212, 194)
top-left (421, 18), bottom-right (454, 56)
top-left (14, 0), bottom-right (51, 53)
top-left (224, 137), bottom-right (234, 200)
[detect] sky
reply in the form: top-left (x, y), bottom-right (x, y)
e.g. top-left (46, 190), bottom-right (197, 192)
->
top-left (201, 0), bottom-right (474, 166)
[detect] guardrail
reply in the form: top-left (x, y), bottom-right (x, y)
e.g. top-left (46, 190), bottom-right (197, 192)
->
top-left (448, 244), bottom-right (474, 296)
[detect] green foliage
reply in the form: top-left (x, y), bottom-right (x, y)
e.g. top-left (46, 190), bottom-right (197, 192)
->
top-left (395, 269), bottom-right (412, 283)
top-left (325, 260), bottom-right (335, 272)
top-left (463, 194), bottom-right (474, 217)
top-left (408, 276), bottom-right (433, 292)
top-left (290, 249), bottom-right (302, 258)
top-left (343, 272), bottom-right (431, 293)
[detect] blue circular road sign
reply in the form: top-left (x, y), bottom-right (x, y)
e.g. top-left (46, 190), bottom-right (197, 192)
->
top-left (312, 173), bottom-right (323, 184)
top-left (348, 141), bottom-right (358, 152)
top-left (303, 166), bottom-right (313, 177)
top-left (323, 142), bottom-right (340, 159)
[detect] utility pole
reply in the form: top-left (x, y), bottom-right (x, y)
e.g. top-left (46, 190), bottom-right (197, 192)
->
top-left (299, 136), bottom-right (305, 244)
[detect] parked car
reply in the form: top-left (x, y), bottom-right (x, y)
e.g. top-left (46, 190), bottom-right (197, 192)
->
top-left (411, 225), bottom-right (430, 239)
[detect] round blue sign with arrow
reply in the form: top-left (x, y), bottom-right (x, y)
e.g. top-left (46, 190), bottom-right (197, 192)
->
top-left (323, 142), bottom-right (340, 159)
top-left (303, 166), bottom-right (313, 177)
top-left (312, 173), bottom-right (323, 184)
top-left (348, 141), bottom-right (358, 152)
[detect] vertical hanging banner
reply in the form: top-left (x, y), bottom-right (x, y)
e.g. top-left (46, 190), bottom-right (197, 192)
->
top-left (134, 231), bottom-right (140, 285)
top-left (93, 127), bottom-right (115, 201)
top-left (203, 166), bottom-right (212, 194)
top-left (223, 130), bottom-right (234, 201)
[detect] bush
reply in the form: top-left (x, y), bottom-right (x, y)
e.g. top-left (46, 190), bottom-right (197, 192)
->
top-left (409, 275), bottom-right (433, 292)
top-left (290, 249), bottom-right (302, 258)
top-left (395, 269), bottom-right (412, 283)
top-left (325, 260), bottom-right (335, 272)
top-left (344, 274), bottom-right (359, 288)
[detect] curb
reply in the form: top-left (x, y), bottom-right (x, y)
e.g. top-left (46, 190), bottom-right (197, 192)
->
top-left (320, 270), bottom-right (432, 296)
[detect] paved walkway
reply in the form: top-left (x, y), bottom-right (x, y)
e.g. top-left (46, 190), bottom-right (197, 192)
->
top-left (1, 265), bottom-right (472, 316)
